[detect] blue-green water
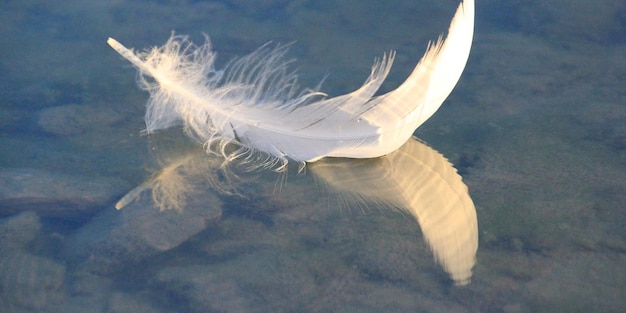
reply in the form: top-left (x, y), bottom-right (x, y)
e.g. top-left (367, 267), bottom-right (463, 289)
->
top-left (1, 1), bottom-right (625, 312)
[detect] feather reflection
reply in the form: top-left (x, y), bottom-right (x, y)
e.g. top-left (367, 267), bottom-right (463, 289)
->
top-left (115, 133), bottom-right (238, 211)
top-left (117, 135), bottom-right (477, 285)
top-left (310, 137), bottom-right (478, 285)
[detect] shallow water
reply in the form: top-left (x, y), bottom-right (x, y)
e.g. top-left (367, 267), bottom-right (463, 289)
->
top-left (1, 0), bottom-right (625, 312)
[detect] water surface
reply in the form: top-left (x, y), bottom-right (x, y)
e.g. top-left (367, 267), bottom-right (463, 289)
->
top-left (1, 0), bottom-right (624, 312)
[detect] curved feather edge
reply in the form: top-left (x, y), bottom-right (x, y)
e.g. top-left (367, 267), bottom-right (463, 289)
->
top-left (107, 0), bottom-right (473, 167)
top-left (343, 0), bottom-right (475, 159)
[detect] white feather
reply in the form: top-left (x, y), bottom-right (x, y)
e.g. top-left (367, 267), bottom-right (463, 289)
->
top-left (108, 0), bottom-right (474, 168)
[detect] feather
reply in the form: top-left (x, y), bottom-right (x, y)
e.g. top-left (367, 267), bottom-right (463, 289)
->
top-left (108, 0), bottom-right (473, 168)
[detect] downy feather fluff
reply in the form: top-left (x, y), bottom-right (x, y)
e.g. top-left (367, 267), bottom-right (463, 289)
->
top-left (108, 0), bottom-right (474, 168)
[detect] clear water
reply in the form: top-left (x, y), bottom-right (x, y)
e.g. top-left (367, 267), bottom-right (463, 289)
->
top-left (1, 0), bottom-right (624, 312)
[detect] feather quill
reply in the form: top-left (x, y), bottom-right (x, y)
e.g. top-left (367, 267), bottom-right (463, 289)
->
top-left (108, 0), bottom-right (473, 167)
